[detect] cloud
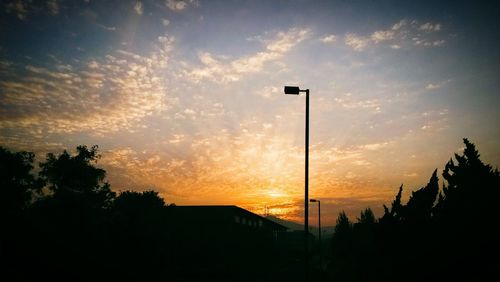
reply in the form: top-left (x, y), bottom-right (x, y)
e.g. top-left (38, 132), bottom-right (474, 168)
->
top-left (419, 22), bottom-right (441, 32)
top-left (432, 40), bottom-right (445, 46)
top-left (425, 83), bottom-right (440, 90)
top-left (0, 35), bottom-right (176, 135)
top-left (134, 1), bottom-right (143, 15)
top-left (344, 33), bottom-right (370, 51)
top-left (96, 23), bottom-right (117, 31)
top-left (406, 109), bottom-right (449, 133)
top-left (0, 97), bottom-right (413, 223)
top-left (183, 108), bottom-right (196, 119)
top-left (321, 34), bottom-right (337, 43)
top-left (5, 0), bottom-right (29, 20)
top-left (344, 19), bottom-right (445, 51)
top-left (262, 123), bottom-right (273, 129)
top-left (425, 79), bottom-right (450, 90)
top-left (166, 0), bottom-right (186, 11)
top-left (255, 85), bottom-right (279, 99)
top-left (165, 0), bottom-right (197, 11)
top-left (185, 28), bottom-right (310, 84)
top-left (333, 93), bottom-right (381, 112)
top-left (371, 30), bottom-right (394, 43)
top-left (162, 18), bottom-right (170, 26)
top-left (353, 160), bottom-right (371, 166)
top-left (413, 38), bottom-right (446, 47)
top-left (264, 28), bottom-right (310, 53)
top-left (359, 142), bottom-right (391, 151)
top-left (62, 106), bottom-right (404, 224)
top-left (47, 0), bottom-right (60, 15)
top-left (5, 0), bottom-right (65, 19)
top-left (168, 134), bottom-right (185, 144)
top-left (391, 19), bottom-right (407, 30)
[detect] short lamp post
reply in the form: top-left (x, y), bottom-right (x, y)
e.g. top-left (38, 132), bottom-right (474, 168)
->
top-left (284, 86), bottom-right (310, 281)
top-left (310, 198), bottom-right (322, 271)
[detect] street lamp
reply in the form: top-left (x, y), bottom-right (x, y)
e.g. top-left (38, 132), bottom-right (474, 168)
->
top-left (284, 85), bottom-right (310, 281)
top-left (310, 199), bottom-right (322, 271)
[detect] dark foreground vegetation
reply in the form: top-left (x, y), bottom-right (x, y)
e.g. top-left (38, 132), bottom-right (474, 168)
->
top-left (1, 145), bottom-right (299, 281)
top-left (1, 139), bottom-right (499, 281)
top-left (328, 138), bottom-right (500, 281)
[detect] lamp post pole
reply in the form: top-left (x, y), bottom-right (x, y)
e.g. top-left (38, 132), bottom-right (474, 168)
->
top-left (305, 88), bottom-right (310, 282)
top-left (310, 199), bottom-right (322, 271)
top-left (284, 86), bottom-right (310, 282)
top-left (318, 200), bottom-right (321, 270)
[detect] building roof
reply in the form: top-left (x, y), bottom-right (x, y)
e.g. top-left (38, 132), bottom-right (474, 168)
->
top-left (170, 205), bottom-right (288, 231)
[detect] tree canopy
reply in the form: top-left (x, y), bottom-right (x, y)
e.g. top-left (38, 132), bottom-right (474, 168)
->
top-left (329, 139), bottom-right (500, 281)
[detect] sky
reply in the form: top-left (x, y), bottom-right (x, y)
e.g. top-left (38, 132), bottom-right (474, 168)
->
top-left (1, 0), bottom-right (499, 225)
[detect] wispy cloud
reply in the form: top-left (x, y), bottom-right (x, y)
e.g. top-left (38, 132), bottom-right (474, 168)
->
top-left (0, 35), bottom-right (176, 135)
top-left (332, 93), bottom-right (382, 112)
top-left (345, 33), bottom-right (370, 51)
top-left (255, 85), bottom-right (280, 99)
top-left (321, 34), bottom-right (337, 43)
top-left (47, 0), bottom-right (60, 15)
top-left (425, 81), bottom-right (446, 90)
top-left (96, 23), bottom-right (117, 31)
top-left (5, 0), bottom-right (29, 20)
top-left (5, 0), bottom-right (64, 19)
top-left (185, 28), bottom-right (310, 84)
top-left (91, 107), bottom-right (400, 211)
top-left (165, 0), bottom-right (198, 11)
top-left (371, 30), bottom-right (394, 43)
top-left (391, 19), bottom-right (407, 31)
top-left (134, 1), bottom-right (143, 15)
top-left (344, 19), bottom-right (445, 51)
top-left (419, 22), bottom-right (441, 32)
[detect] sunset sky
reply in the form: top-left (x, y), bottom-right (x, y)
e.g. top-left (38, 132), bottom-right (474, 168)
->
top-left (1, 0), bottom-right (499, 225)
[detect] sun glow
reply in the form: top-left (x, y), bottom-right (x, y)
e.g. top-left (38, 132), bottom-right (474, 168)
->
top-left (266, 189), bottom-right (288, 199)
top-left (3, 1), bottom-right (498, 227)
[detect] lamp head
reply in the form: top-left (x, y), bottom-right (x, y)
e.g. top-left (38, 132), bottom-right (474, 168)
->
top-left (284, 86), bottom-right (300, 95)
top-left (310, 199), bottom-right (318, 203)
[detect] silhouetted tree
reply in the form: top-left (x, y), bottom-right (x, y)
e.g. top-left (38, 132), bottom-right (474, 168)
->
top-left (4, 139), bottom-right (498, 282)
top-left (110, 190), bottom-right (171, 280)
top-left (440, 138), bottom-right (500, 220)
top-left (330, 212), bottom-right (354, 281)
top-left (404, 169), bottom-right (439, 223)
top-left (352, 208), bottom-right (378, 281)
top-left (1, 147), bottom-right (43, 281)
top-left (328, 138), bottom-right (500, 282)
top-left (39, 145), bottom-right (115, 209)
top-left (434, 138), bottom-right (500, 280)
top-left (357, 208), bottom-right (376, 225)
top-left (333, 211), bottom-right (352, 242)
top-left (27, 145), bottom-right (116, 280)
top-left (0, 146), bottom-right (42, 215)
top-left (1, 145), bottom-right (181, 281)
top-left (114, 190), bottom-right (166, 213)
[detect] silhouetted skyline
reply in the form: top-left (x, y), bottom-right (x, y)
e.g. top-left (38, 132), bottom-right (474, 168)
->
top-left (1, 0), bottom-right (499, 225)
top-left (2, 139), bottom-right (498, 281)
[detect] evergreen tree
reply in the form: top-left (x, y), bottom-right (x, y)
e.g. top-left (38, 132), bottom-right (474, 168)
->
top-left (436, 139), bottom-right (500, 280)
top-left (330, 212), bottom-right (354, 281)
top-left (357, 208), bottom-right (376, 225)
top-left (441, 138), bottom-right (500, 219)
top-left (381, 185), bottom-right (403, 224)
top-left (404, 169), bottom-right (439, 223)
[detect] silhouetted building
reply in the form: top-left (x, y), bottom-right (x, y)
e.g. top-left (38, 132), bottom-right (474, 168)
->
top-left (167, 205), bottom-right (289, 280)
top-left (170, 205), bottom-right (287, 234)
